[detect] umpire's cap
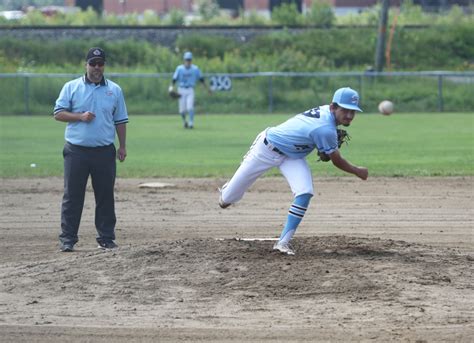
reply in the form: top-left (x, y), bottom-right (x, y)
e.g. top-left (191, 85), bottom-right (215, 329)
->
top-left (183, 51), bottom-right (193, 60)
top-left (86, 47), bottom-right (106, 63)
top-left (332, 87), bottom-right (363, 112)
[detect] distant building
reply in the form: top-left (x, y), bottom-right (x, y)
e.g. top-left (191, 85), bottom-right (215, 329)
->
top-left (103, 0), bottom-right (193, 15)
top-left (63, 0), bottom-right (472, 16)
top-left (64, 0), bottom-right (313, 15)
top-left (65, 0), bottom-right (103, 13)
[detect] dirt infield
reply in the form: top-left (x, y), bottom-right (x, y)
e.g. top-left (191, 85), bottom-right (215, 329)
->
top-left (0, 177), bottom-right (473, 342)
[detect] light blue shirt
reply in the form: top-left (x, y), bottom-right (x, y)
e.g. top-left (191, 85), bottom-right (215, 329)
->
top-left (54, 75), bottom-right (128, 147)
top-left (266, 105), bottom-right (338, 158)
top-left (173, 64), bottom-right (202, 88)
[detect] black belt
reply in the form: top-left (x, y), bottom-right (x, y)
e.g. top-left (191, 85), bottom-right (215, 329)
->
top-left (66, 142), bottom-right (114, 150)
top-left (264, 138), bottom-right (284, 155)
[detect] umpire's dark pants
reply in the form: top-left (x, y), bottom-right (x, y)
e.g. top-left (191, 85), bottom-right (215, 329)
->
top-left (59, 142), bottom-right (116, 246)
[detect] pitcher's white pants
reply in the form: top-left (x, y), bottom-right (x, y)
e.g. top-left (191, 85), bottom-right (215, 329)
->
top-left (221, 130), bottom-right (314, 204)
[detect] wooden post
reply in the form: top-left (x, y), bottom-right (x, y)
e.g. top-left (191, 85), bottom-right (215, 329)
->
top-left (374, 0), bottom-right (390, 72)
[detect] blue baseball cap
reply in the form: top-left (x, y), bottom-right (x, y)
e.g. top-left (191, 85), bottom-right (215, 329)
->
top-left (332, 87), bottom-right (363, 112)
top-left (183, 51), bottom-right (193, 60)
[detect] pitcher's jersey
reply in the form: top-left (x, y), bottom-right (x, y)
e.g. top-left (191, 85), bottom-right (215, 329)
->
top-left (266, 105), bottom-right (338, 158)
top-left (173, 64), bottom-right (202, 88)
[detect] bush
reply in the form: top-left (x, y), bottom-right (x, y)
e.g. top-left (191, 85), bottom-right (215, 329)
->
top-left (271, 3), bottom-right (304, 26)
top-left (239, 9), bottom-right (270, 26)
top-left (391, 23), bottom-right (474, 69)
top-left (197, 0), bottom-right (220, 22)
top-left (164, 9), bottom-right (185, 26)
top-left (305, 0), bottom-right (335, 27)
top-left (0, 24), bottom-right (472, 73)
top-left (175, 34), bottom-right (237, 60)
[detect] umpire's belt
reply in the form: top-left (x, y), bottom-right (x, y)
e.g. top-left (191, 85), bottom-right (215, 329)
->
top-left (264, 138), bottom-right (284, 155)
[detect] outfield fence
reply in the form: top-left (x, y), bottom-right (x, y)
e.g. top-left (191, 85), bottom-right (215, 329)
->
top-left (0, 71), bottom-right (472, 115)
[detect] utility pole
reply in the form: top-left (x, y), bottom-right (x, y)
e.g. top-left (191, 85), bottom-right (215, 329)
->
top-left (374, 0), bottom-right (390, 72)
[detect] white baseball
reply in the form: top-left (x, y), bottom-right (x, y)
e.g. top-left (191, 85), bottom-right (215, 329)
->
top-left (378, 100), bottom-right (394, 115)
top-left (30, 163), bottom-right (36, 168)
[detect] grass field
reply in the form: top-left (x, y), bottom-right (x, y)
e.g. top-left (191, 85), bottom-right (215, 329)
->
top-left (0, 112), bottom-right (473, 178)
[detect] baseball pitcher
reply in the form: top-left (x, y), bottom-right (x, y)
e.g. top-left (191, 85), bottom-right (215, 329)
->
top-left (169, 51), bottom-right (211, 129)
top-left (219, 87), bottom-right (368, 256)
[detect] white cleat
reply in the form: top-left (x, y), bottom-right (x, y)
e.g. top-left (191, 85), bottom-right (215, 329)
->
top-left (273, 241), bottom-right (295, 256)
top-left (218, 187), bottom-right (231, 209)
top-left (218, 197), bottom-right (231, 209)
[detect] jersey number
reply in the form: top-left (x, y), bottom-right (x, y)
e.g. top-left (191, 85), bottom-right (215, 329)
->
top-left (303, 107), bottom-right (320, 118)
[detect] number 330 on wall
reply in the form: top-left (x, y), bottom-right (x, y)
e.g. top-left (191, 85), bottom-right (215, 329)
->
top-left (209, 75), bottom-right (232, 92)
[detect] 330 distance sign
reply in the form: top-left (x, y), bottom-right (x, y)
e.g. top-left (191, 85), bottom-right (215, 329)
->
top-left (209, 75), bottom-right (232, 92)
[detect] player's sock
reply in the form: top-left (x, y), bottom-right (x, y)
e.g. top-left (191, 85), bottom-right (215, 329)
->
top-left (180, 112), bottom-right (187, 124)
top-left (188, 109), bottom-right (194, 127)
top-left (278, 193), bottom-right (312, 245)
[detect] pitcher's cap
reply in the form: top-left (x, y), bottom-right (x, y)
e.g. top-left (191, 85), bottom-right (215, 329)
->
top-left (332, 87), bottom-right (362, 112)
top-left (183, 51), bottom-right (193, 60)
top-left (86, 47), bottom-right (106, 63)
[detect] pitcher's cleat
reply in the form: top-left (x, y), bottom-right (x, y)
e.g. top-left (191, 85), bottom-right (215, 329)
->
top-left (273, 241), bottom-right (295, 256)
top-left (218, 197), bottom-right (231, 209)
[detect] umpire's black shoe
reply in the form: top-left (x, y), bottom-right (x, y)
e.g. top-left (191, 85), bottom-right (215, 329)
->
top-left (97, 240), bottom-right (118, 250)
top-left (60, 243), bottom-right (74, 252)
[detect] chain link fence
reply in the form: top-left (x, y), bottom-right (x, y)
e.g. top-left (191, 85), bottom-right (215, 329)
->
top-left (0, 71), bottom-right (472, 115)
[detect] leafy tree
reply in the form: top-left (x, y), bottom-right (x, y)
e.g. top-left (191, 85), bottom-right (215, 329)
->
top-left (239, 9), bottom-right (269, 26)
top-left (142, 10), bottom-right (161, 26)
top-left (20, 9), bottom-right (48, 25)
top-left (69, 6), bottom-right (100, 25)
top-left (164, 8), bottom-right (185, 26)
top-left (197, 0), bottom-right (220, 22)
top-left (305, 0), bottom-right (335, 27)
top-left (271, 3), bottom-right (303, 26)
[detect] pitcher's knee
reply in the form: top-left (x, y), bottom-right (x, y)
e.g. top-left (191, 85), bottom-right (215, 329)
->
top-left (294, 193), bottom-right (313, 207)
top-left (295, 188), bottom-right (314, 198)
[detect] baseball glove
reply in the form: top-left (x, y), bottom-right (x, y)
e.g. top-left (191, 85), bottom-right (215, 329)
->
top-left (168, 89), bottom-right (181, 99)
top-left (317, 129), bottom-right (350, 162)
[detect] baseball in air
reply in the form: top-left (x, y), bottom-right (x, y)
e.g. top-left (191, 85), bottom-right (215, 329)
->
top-left (30, 163), bottom-right (36, 168)
top-left (378, 100), bottom-right (394, 115)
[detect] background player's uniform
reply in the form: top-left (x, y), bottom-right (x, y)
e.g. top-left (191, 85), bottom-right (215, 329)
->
top-left (220, 105), bottom-right (340, 254)
top-left (172, 64), bottom-right (203, 128)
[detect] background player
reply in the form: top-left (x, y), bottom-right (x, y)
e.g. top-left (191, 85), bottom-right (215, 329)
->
top-left (169, 51), bottom-right (211, 129)
top-left (219, 87), bottom-right (368, 255)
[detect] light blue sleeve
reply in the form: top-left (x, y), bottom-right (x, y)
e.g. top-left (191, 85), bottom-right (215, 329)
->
top-left (114, 87), bottom-right (128, 125)
top-left (311, 126), bottom-right (338, 155)
top-left (53, 82), bottom-right (72, 114)
top-left (172, 66), bottom-right (181, 82)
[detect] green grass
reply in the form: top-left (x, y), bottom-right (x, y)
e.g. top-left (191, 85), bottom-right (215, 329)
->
top-left (0, 113), bottom-right (473, 178)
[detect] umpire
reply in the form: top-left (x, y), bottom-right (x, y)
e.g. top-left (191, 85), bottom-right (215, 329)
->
top-left (53, 47), bottom-right (128, 252)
